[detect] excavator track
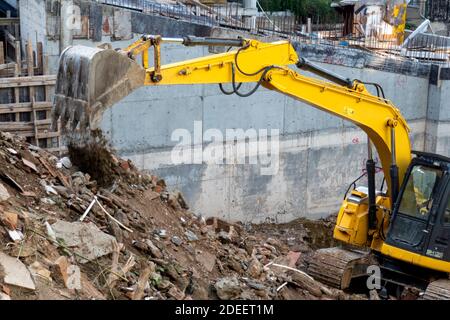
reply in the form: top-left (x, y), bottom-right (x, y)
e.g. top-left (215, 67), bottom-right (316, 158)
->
top-left (423, 279), bottom-right (450, 300)
top-left (305, 247), bottom-right (371, 290)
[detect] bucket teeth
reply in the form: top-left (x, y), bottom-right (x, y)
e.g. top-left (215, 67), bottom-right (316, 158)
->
top-left (51, 45), bottom-right (146, 133)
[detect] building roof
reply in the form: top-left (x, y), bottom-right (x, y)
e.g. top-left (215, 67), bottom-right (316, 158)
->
top-left (0, 1), bottom-right (17, 17)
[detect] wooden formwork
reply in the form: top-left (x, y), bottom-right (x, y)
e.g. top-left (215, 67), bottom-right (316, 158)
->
top-left (0, 37), bottom-right (62, 154)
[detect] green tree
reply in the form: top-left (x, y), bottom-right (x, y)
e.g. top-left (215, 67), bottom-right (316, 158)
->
top-left (258, 0), bottom-right (335, 22)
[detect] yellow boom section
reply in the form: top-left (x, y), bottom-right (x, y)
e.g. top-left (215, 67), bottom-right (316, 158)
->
top-left (143, 40), bottom-right (298, 85)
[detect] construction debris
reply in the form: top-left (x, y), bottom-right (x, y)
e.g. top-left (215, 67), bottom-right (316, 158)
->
top-left (0, 183), bottom-right (10, 201)
top-left (51, 220), bottom-right (117, 263)
top-left (215, 277), bottom-right (242, 300)
top-left (0, 130), bottom-right (372, 300)
top-left (0, 252), bottom-right (36, 290)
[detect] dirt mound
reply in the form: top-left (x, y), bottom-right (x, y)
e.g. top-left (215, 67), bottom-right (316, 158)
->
top-left (0, 131), bottom-right (365, 300)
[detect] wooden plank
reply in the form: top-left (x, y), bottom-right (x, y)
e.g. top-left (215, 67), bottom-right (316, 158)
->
top-left (0, 62), bottom-right (15, 70)
top-left (0, 131), bottom-right (35, 137)
top-left (0, 69), bottom-right (15, 77)
top-left (0, 107), bottom-right (48, 115)
top-left (34, 119), bottom-right (52, 126)
top-left (26, 40), bottom-right (34, 77)
top-left (37, 132), bottom-right (60, 139)
top-left (0, 37), bottom-right (61, 154)
top-left (26, 39), bottom-right (38, 144)
top-left (0, 18), bottom-right (20, 26)
top-left (14, 40), bottom-right (21, 122)
top-left (14, 40), bottom-right (21, 74)
top-left (0, 122), bottom-right (35, 131)
top-left (39, 156), bottom-right (71, 187)
top-left (14, 24), bottom-right (19, 40)
top-left (37, 42), bottom-right (44, 75)
top-left (47, 146), bottom-right (67, 154)
top-left (5, 31), bottom-right (15, 47)
top-left (0, 101), bottom-right (52, 113)
top-left (0, 127), bottom-right (57, 137)
top-left (0, 66), bottom-right (42, 78)
top-left (0, 42), bottom-right (4, 64)
top-left (41, 52), bottom-right (61, 154)
top-left (0, 75), bottom-right (57, 88)
top-left (0, 101), bottom-right (52, 108)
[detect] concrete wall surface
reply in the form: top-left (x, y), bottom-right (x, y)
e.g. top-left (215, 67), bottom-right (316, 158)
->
top-left (19, 0), bottom-right (47, 48)
top-left (426, 77), bottom-right (450, 157)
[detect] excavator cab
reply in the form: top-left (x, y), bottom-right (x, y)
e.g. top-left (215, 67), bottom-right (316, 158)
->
top-left (327, 151), bottom-right (450, 295)
top-left (386, 151), bottom-right (450, 267)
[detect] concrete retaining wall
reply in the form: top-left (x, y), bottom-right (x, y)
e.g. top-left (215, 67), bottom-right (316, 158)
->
top-left (426, 69), bottom-right (450, 157)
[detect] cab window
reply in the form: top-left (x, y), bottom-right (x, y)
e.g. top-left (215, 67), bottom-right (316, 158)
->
top-left (398, 165), bottom-right (442, 219)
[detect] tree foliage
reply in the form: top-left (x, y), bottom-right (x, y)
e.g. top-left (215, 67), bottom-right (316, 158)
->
top-left (258, 0), bottom-right (335, 22)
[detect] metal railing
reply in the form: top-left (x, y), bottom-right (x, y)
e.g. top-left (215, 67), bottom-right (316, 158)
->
top-left (100, 0), bottom-right (143, 11)
top-left (425, 0), bottom-right (450, 21)
top-left (100, 0), bottom-right (247, 28)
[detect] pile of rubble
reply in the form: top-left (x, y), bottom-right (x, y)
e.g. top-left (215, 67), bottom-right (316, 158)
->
top-left (0, 131), bottom-right (365, 300)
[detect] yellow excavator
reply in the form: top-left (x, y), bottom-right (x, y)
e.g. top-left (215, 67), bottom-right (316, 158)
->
top-left (52, 35), bottom-right (450, 299)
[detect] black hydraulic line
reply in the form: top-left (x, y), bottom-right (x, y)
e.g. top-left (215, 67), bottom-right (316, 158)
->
top-left (364, 82), bottom-right (386, 99)
top-left (219, 44), bottom-right (283, 98)
top-left (367, 158), bottom-right (378, 230)
top-left (296, 57), bottom-right (354, 88)
top-left (219, 45), bottom-right (243, 95)
top-left (219, 82), bottom-right (242, 95)
top-left (234, 45), bottom-right (270, 77)
top-left (218, 63), bottom-right (270, 98)
top-left (390, 164), bottom-right (399, 208)
top-left (376, 84), bottom-right (386, 99)
top-left (231, 64), bottom-right (274, 97)
top-left (374, 84), bottom-right (381, 98)
top-left (355, 79), bottom-right (387, 100)
top-left (379, 214), bottom-right (387, 240)
top-left (182, 36), bottom-right (245, 47)
top-left (343, 172), bottom-right (367, 200)
top-left (390, 126), bottom-right (400, 208)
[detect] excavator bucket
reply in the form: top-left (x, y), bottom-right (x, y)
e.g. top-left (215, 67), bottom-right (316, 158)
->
top-left (52, 45), bottom-right (146, 132)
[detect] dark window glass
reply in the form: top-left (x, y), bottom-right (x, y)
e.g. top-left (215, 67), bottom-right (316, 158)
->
top-left (398, 165), bottom-right (442, 219)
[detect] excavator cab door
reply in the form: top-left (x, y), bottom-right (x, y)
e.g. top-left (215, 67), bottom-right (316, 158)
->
top-left (386, 160), bottom-right (446, 256)
top-left (426, 177), bottom-right (450, 262)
